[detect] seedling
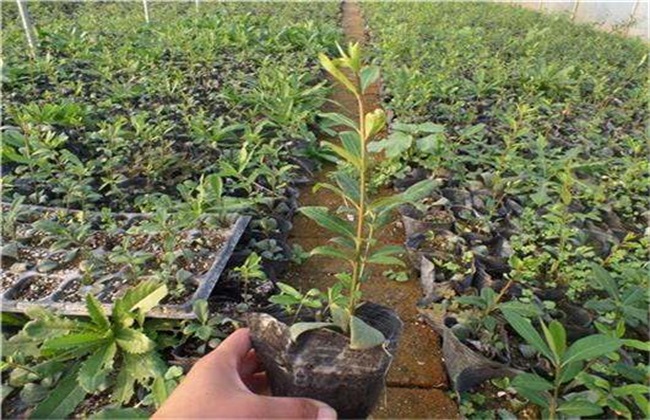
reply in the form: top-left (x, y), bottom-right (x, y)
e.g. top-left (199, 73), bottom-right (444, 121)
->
top-left (273, 43), bottom-right (434, 349)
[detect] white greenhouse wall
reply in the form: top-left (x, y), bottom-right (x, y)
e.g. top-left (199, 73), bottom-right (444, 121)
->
top-left (513, 1), bottom-right (648, 39)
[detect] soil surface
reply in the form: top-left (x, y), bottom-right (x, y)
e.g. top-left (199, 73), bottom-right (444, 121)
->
top-left (283, 1), bottom-right (458, 418)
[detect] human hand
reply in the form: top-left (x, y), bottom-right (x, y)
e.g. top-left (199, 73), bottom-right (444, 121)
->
top-left (153, 328), bottom-right (337, 419)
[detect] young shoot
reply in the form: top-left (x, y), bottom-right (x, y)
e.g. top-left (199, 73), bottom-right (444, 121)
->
top-left (275, 43), bottom-right (434, 349)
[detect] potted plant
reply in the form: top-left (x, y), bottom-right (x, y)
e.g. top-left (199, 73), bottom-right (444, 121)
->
top-left (248, 44), bottom-right (434, 418)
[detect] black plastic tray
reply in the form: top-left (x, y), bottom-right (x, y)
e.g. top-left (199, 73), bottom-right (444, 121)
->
top-left (1, 204), bottom-right (250, 319)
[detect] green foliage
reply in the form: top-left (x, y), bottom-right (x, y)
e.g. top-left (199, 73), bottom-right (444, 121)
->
top-left (273, 44), bottom-right (434, 348)
top-left (181, 300), bottom-right (231, 354)
top-left (2, 2), bottom-right (341, 211)
top-left (3, 282), bottom-right (169, 417)
top-left (503, 309), bottom-right (624, 419)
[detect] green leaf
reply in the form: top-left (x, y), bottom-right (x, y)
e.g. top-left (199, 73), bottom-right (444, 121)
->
top-left (365, 109), bottom-right (386, 138)
top-left (319, 53), bottom-right (357, 95)
top-left (360, 65), bottom-right (380, 93)
top-left (339, 130), bottom-right (361, 159)
top-left (114, 281), bottom-right (168, 326)
top-left (514, 386), bottom-right (550, 408)
top-left (42, 332), bottom-right (106, 353)
top-left (612, 384), bottom-right (649, 397)
top-left (1, 312), bottom-right (27, 327)
top-left (112, 352), bottom-right (166, 404)
top-left (30, 365), bottom-right (86, 419)
top-left (370, 245), bottom-right (404, 258)
top-left (330, 236), bottom-right (356, 250)
top-left (276, 282), bottom-right (302, 299)
top-left (299, 207), bottom-right (355, 239)
top-left (334, 171), bottom-right (360, 204)
top-left (115, 328), bottom-right (155, 354)
top-left (322, 141), bottom-right (362, 169)
top-left (403, 179), bottom-right (438, 201)
top-left (367, 131), bottom-right (412, 158)
top-left (289, 322), bottom-right (338, 342)
top-left (113, 368), bottom-right (136, 405)
top-left (319, 112), bottom-right (358, 131)
top-left (561, 334), bottom-right (621, 366)
top-left (590, 263), bottom-right (619, 300)
top-left (633, 394), bottom-right (649, 418)
top-left (369, 179), bottom-right (437, 213)
top-left (129, 284), bottom-right (168, 314)
top-left (310, 245), bottom-right (353, 263)
top-left (349, 316), bottom-right (385, 350)
top-left (376, 249), bottom-right (409, 267)
top-left (416, 122), bottom-right (445, 134)
top-left (542, 320), bottom-right (566, 362)
top-left (19, 383), bottom-right (49, 405)
top-left (416, 134), bottom-right (444, 153)
top-left (622, 338), bottom-right (650, 352)
top-left (85, 294), bottom-right (110, 331)
top-left (366, 255), bottom-right (405, 266)
top-left (605, 397), bottom-right (632, 419)
top-left (124, 352), bottom-right (166, 381)
top-left (78, 343), bottom-right (116, 393)
top-left (557, 399), bottom-right (603, 417)
top-left (455, 295), bottom-right (487, 309)
top-left (193, 299), bottom-right (209, 325)
top-left (313, 182), bottom-right (358, 208)
top-left (512, 372), bottom-right (554, 391)
top-left (269, 294), bottom-right (299, 306)
top-left (502, 310), bottom-right (554, 361)
top-left (330, 304), bottom-right (350, 333)
top-left (558, 361), bottom-right (583, 384)
top-left (152, 376), bottom-right (169, 408)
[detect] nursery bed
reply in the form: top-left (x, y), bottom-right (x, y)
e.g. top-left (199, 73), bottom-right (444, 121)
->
top-left (1, 203), bottom-right (250, 319)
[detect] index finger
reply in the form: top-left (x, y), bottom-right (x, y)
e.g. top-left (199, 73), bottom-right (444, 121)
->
top-left (202, 327), bottom-right (252, 372)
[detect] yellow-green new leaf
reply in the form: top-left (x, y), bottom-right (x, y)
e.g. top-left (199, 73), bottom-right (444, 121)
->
top-left (365, 109), bottom-right (386, 139)
top-left (319, 53), bottom-right (357, 95)
top-left (115, 329), bottom-right (155, 354)
top-left (347, 42), bottom-right (361, 72)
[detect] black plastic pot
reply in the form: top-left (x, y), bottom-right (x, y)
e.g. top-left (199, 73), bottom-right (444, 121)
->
top-left (248, 302), bottom-right (402, 419)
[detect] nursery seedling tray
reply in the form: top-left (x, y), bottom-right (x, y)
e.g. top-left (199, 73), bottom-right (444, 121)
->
top-left (1, 204), bottom-right (250, 319)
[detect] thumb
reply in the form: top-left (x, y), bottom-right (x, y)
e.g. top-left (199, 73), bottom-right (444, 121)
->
top-left (254, 395), bottom-right (337, 419)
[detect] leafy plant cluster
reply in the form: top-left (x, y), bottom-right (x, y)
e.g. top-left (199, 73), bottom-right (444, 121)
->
top-left (364, 2), bottom-right (648, 418)
top-left (2, 2), bottom-right (340, 212)
top-left (1, 196), bottom-right (238, 305)
top-left (1, 2), bottom-right (343, 417)
top-left (365, 3), bottom-right (647, 295)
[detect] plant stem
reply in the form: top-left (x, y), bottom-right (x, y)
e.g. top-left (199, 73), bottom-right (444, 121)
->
top-left (349, 89), bottom-right (366, 316)
top-left (550, 364), bottom-right (562, 420)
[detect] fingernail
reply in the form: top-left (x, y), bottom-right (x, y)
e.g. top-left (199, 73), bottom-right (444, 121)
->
top-left (316, 404), bottom-right (337, 420)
